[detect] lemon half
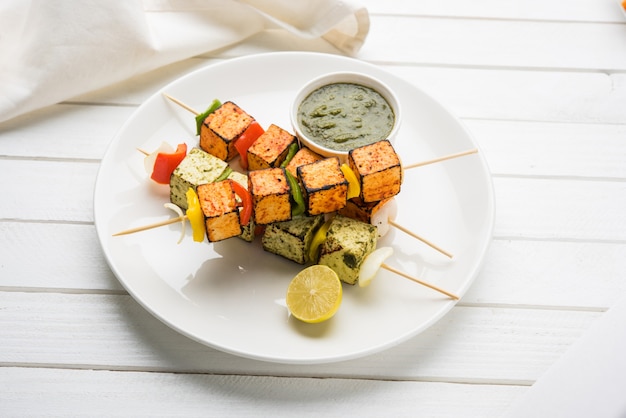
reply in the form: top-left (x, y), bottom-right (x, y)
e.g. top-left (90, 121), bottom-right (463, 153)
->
top-left (286, 265), bottom-right (343, 323)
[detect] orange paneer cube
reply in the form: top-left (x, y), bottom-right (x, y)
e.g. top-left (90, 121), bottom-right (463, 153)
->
top-left (348, 140), bottom-right (402, 203)
top-left (248, 168), bottom-right (292, 225)
top-left (285, 147), bottom-right (323, 178)
top-left (297, 157), bottom-right (348, 216)
top-left (199, 101), bottom-right (254, 161)
top-left (247, 124), bottom-right (297, 171)
top-left (197, 180), bottom-right (242, 242)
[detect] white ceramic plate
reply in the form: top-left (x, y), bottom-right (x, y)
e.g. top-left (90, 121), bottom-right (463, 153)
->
top-left (94, 52), bottom-right (495, 364)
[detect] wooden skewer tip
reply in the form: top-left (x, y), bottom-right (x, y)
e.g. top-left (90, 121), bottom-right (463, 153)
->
top-left (112, 215), bottom-right (187, 237)
top-left (381, 263), bottom-right (459, 300)
top-left (403, 148), bottom-right (478, 170)
top-left (388, 219), bottom-right (453, 258)
top-left (162, 93), bottom-right (199, 116)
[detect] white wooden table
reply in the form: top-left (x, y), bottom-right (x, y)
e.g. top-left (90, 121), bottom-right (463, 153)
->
top-left (2, 1), bottom-right (625, 416)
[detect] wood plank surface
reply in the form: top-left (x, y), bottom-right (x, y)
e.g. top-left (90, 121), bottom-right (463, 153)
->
top-left (1, 3), bottom-right (625, 417)
top-left (361, 17), bottom-right (626, 71)
top-left (0, 292), bottom-right (600, 383)
top-left (362, 0), bottom-right (622, 22)
top-left (1, 367), bottom-right (525, 418)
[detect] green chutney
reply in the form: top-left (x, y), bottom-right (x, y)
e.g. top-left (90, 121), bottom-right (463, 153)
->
top-left (297, 82), bottom-right (395, 152)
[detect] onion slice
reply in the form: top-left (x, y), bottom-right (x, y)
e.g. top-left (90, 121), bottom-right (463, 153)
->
top-left (358, 246), bottom-right (394, 288)
top-left (164, 203), bottom-right (186, 244)
top-left (143, 142), bottom-right (174, 175)
top-left (371, 198), bottom-right (398, 238)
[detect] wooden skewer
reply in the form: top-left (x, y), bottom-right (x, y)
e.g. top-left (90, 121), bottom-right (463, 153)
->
top-left (137, 148), bottom-right (149, 156)
top-left (111, 199), bottom-right (246, 237)
top-left (388, 219), bottom-right (453, 258)
top-left (112, 215), bottom-right (187, 236)
top-left (163, 93), bottom-right (199, 116)
top-left (381, 263), bottom-right (459, 300)
top-left (403, 148), bottom-right (478, 170)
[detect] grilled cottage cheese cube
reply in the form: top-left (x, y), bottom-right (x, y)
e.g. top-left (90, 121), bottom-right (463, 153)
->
top-left (348, 139), bottom-right (402, 203)
top-left (318, 215), bottom-right (378, 285)
top-left (298, 157), bottom-right (348, 216)
top-left (338, 197), bottom-right (392, 224)
top-left (199, 101), bottom-right (254, 161)
top-left (248, 167), bottom-right (292, 225)
top-left (247, 124), bottom-right (297, 171)
top-left (262, 215), bottom-right (324, 264)
top-left (285, 147), bottom-right (323, 178)
top-left (170, 148), bottom-right (229, 210)
top-left (197, 180), bottom-right (242, 242)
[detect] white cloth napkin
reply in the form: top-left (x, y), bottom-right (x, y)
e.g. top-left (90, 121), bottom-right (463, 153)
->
top-left (0, 0), bottom-right (369, 124)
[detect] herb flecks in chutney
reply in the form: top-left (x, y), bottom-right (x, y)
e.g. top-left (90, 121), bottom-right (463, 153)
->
top-left (298, 83), bottom-right (394, 152)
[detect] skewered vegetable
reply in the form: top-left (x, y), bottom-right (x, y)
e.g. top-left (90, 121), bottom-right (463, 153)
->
top-left (143, 142), bottom-right (188, 185)
top-left (234, 121), bottom-right (265, 170)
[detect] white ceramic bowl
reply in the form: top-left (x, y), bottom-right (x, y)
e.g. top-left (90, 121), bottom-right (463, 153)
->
top-left (290, 71), bottom-right (402, 161)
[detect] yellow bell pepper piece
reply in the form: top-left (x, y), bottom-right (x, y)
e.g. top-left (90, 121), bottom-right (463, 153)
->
top-left (308, 218), bottom-right (333, 263)
top-left (340, 163), bottom-right (360, 199)
top-left (186, 188), bottom-right (205, 242)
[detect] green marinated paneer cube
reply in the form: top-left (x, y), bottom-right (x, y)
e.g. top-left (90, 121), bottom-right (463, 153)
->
top-left (262, 215), bottom-right (325, 264)
top-left (318, 215), bottom-right (378, 285)
top-left (170, 148), bottom-right (228, 210)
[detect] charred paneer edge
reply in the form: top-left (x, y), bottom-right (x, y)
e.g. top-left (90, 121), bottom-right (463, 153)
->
top-left (338, 196), bottom-right (392, 224)
top-left (285, 147), bottom-right (323, 178)
top-left (248, 167), bottom-right (292, 225)
top-left (262, 215), bottom-right (325, 264)
top-left (200, 101), bottom-right (254, 161)
top-left (348, 139), bottom-right (402, 203)
top-left (298, 157), bottom-right (348, 216)
top-left (318, 215), bottom-right (378, 285)
top-left (247, 124), bottom-right (297, 171)
top-left (170, 148), bottom-right (229, 210)
top-left (197, 180), bottom-right (242, 242)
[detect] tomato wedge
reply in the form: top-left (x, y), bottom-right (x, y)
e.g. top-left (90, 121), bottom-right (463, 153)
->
top-left (229, 180), bottom-right (253, 226)
top-left (150, 143), bottom-right (187, 184)
top-left (234, 122), bottom-right (264, 170)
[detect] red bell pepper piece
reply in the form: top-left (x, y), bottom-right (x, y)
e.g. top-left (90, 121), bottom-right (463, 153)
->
top-left (150, 143), bottom-right (187, 184)
top-left (234, 122), bottom-right (264, 170)
top-left (229, 180), bottom-right (253, 226)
